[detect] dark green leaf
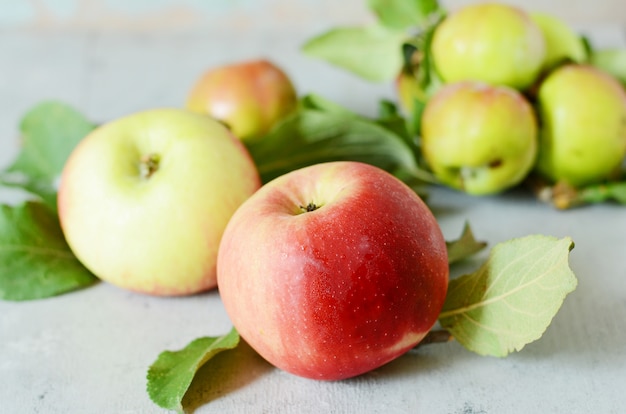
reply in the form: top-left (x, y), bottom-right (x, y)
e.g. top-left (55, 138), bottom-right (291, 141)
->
top-left (446, 222), bottom-right (488, 265)
top-left (439, 235), bottom-right (577, 357)
top-left (147, 328), bottom-right (240, 414)
top-left (0, 202), bottom-right (97, 301)
top-left (302, 24), bottom-right (406, 82)
top-left (368, 0), bottom-right (441, 30)
top-left (246, 96), bottom-right (430, 184)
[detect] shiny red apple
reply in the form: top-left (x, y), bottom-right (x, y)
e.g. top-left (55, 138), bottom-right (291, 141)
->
top-left (217, 161), bottom-right (449, 380)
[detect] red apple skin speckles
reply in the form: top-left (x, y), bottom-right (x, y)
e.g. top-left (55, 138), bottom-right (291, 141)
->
top-left (217, 161), bottom-right (449, 380)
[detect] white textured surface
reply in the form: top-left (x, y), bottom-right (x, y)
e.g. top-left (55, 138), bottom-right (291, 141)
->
top-left (1, 18), bottom-right (625, 414)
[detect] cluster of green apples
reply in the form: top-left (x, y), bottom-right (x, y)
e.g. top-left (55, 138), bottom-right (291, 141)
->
top-left (399, 2), bottom-right (626, 195)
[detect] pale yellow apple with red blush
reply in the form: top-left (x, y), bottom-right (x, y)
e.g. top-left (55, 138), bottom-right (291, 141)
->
top-left (186, 59), bottom-right (297, 142)
top-left (58, 108), bottom-right (261, 296)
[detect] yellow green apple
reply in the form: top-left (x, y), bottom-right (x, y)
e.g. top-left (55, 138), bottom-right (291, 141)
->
top-left (590, 48), bottom-right (626, 86)
top-left (535, 64), bottom-right (626, 187)
top-left (217, 161), bottom-right (449, 380)
top-left (186, 59), bottom-right (297, 142)
top-left (431, 3), bottom-right (546, 90)
top-left (58, 108), bottom-right (261, 296)
top-left (531, 12), bottom-right (587, 71)
top-left (420, 81), bottom-right (538, 195)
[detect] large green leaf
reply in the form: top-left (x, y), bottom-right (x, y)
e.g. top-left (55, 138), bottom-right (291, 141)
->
top-left (0, 202), bottom-right (97, 301)
top-left (439, 235), bottom-right (577, 357)
top-left (246, 95), bottom-right (428, 184)
top-left (0, 101), bottom-right (95, 208)
top-left (147, 328), bottom-right (240, 414)
top-left (302, 24), bottom-right (406, 82)
top-left (4, 101), bottom-right (95, 180)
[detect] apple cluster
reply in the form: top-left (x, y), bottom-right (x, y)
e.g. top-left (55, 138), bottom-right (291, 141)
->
top-left (402, 2), bottom-right (626, 195)
top-left (57, 58), bottom-right (451, 381)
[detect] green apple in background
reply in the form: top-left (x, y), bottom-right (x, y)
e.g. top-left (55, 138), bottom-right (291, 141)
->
top-left (58, 108), bottom-right (261, 296)
top-left (531, 12), bottom-right (587, 71)
top-left (590, 48), bottom-right (626, 86)
top-left (431, 2), bottom-right (546, 90)
top-left (395, 70), bottom-right (428, 116)
top-left (395, 67), bottom-right (443, 117)
top-left (535, 64), bottom-right (626, 187)
top-left (420, 81), bottom-right (538, 195)
top-left (186, 59), bottom-right (298, 142)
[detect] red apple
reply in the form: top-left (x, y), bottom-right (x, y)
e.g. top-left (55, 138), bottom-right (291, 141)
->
top-left (217, 161), bottom-right (449, 380)
top-left (186, 59), bottom-right (298, 142)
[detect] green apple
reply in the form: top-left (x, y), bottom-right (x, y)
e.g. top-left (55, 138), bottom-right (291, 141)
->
top-left (58, 108), bottom-right (261, 296)
top-left (420, 81), bottom-right (538, 195)
top-left (186, 59), bottom-right (298, 142)
top-left (431, 3), bottom-right (546, 90)
top-left (396, 70), bottom-right (428, 116)
top-left (531, 12), bottom-right (587, 71)
top-left (535, 64), bottom-right (626, 187)
top-left (395, 68), bottom-right (443, 116)
top-left (217, 161), bottom-right (449, 380)
top-left (590, 48), bottom-right (626, 86)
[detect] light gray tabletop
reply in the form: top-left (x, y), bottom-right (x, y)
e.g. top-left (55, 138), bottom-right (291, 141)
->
top-left (1, 13), bottom-right (625, 414)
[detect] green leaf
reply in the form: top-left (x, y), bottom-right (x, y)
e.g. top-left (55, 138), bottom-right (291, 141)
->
top-left (590, 48), bottom-right (626, 86)
top-left (531, 179), bottom-right (626, 209)
top-left (246, 95), bottom-right (429, 184)
top-left (6, 100), bottom-right (95, 179)
top-left (368, 0), bottom-right (441, 30)
top-left (439, 235), bottom-right (577, 357)
top-left (302, 24), bottom-right (406, 82)
top-left (147, 328), bottom-right (240, 414)
top-left (578, 180), bottom-right (626, 205)
top-left (1, 101), bottom-right (95, 206)
top-left (446, 222), bottom-right (488, 265)
top-left (0, 174), bottom-right (58, 211)
top-left (300, 93), bottom-right (360, 117)
top-left (0, 202), bottom-right (98, 301)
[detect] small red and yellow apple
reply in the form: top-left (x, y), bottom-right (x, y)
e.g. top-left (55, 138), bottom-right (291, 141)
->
top-left (58, 108), bottom-right (261, 296)
top-left (217, 161), bottom-right (449, 380)
top-left (420, 81), bottom-right (538, 195)
top-left (186, 59), bottom-right (298, 142)
top-left (534, 64), bottom-right (626, 187)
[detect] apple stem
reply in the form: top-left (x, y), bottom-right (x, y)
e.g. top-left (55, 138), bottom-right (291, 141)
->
top-left (140, 153), bottom-right (161, 179)
top-left (413, 329), bottom-right (453, 350)
top-left (299, 202), bottom-right (319, 212)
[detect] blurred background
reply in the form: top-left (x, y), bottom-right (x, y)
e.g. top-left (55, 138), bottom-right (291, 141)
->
top-left (1, 0), bottom-right (625, 31)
